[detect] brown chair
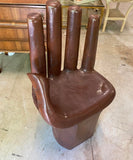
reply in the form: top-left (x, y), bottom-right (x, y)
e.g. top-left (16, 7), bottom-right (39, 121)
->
top-left (27, 0), bottom-right (115, 149)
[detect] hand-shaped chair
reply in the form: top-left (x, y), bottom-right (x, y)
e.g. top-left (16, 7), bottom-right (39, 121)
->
top-left (27, 0), bottom-right (115, 149)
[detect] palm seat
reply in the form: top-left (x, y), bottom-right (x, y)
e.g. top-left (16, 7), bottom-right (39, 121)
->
top-left (27, 0), bottom-right (115, 149)
top-left (49, 70), bottom-right (114, 120)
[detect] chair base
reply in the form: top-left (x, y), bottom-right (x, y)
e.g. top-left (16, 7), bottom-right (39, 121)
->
top-left (52, 111), bottom-right (101, 149)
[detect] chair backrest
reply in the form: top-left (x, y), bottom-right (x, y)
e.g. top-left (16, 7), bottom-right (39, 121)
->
top-left (28, 0), bottom-right (100, 78)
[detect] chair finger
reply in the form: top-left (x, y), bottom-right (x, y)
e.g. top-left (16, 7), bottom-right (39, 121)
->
top-left (27, 13), bottom-right (46, 76)
top-left (64, 6), bottom-right (82, 70)
top-left (46, 0), bottom-right (62, 77)
top-left (81, 15), bottom-right (100, 72)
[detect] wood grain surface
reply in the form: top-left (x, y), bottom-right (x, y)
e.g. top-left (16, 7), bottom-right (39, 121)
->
top-left (0, 0), bottom-right (47, 5)
top-left (0, 1), bottom-right (46, 52)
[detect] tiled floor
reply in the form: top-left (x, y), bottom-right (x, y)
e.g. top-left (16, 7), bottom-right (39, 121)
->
top-left (0, 2), bottom-right (133, 160)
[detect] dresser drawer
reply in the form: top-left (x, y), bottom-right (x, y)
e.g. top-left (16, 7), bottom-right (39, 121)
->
top-left (0, 6), bottom-right (46, 22)
top-left (0, 28), bottom-right (27, 40)
top-left (0, 41), bottom-right (29, 51)
top-left (0, 28), bottom-right (46, 41)
top-left (0, 3), bottom-right (47, 53)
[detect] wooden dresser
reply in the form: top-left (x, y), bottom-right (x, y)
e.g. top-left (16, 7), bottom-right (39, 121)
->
top-left (0, 0), bottom-right (104, 53)
top-left (0, 0), bottom-right (47, 53)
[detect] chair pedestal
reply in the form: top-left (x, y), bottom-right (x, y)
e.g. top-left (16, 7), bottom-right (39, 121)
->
top-left (52, 111), bottom-right (101, 149)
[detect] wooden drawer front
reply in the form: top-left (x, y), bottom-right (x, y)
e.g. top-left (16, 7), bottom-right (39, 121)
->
top-left (0, 28), bottom-right (46, 41)
top-left (0, 6), bottom-right (46, 22)
top-left (0, 41), bottom-right (29, 51)
top-left (0, 40), bottom-right (47, 52)
top-left (0, 28), bottom-right (27, 40)
top-left (0, 0), bottom-right (47, 4)
top-left (0, 5), bottom-right (46, 52)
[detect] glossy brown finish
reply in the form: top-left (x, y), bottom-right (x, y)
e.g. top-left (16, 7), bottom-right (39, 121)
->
top-left (27, 0), bottom-right (116, 149)
top-left (82, 15), bottom-right (100, 71)
top-left (64, 6), bottom-right (82, 70)
top-left (53, 111), bottom-right (101, 149)
top-left (28, 13), bottom-right (46, 75)
top-left (49, 70), bottom-right (115, 117)
top-left (28, 70), bottom-right (115, 129)
top-left (46, 0), bottom-right (62, 77)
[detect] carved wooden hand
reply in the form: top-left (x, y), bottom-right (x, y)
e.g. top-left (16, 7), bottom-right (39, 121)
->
top-left (27, 0), bottom-right (115, 128)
